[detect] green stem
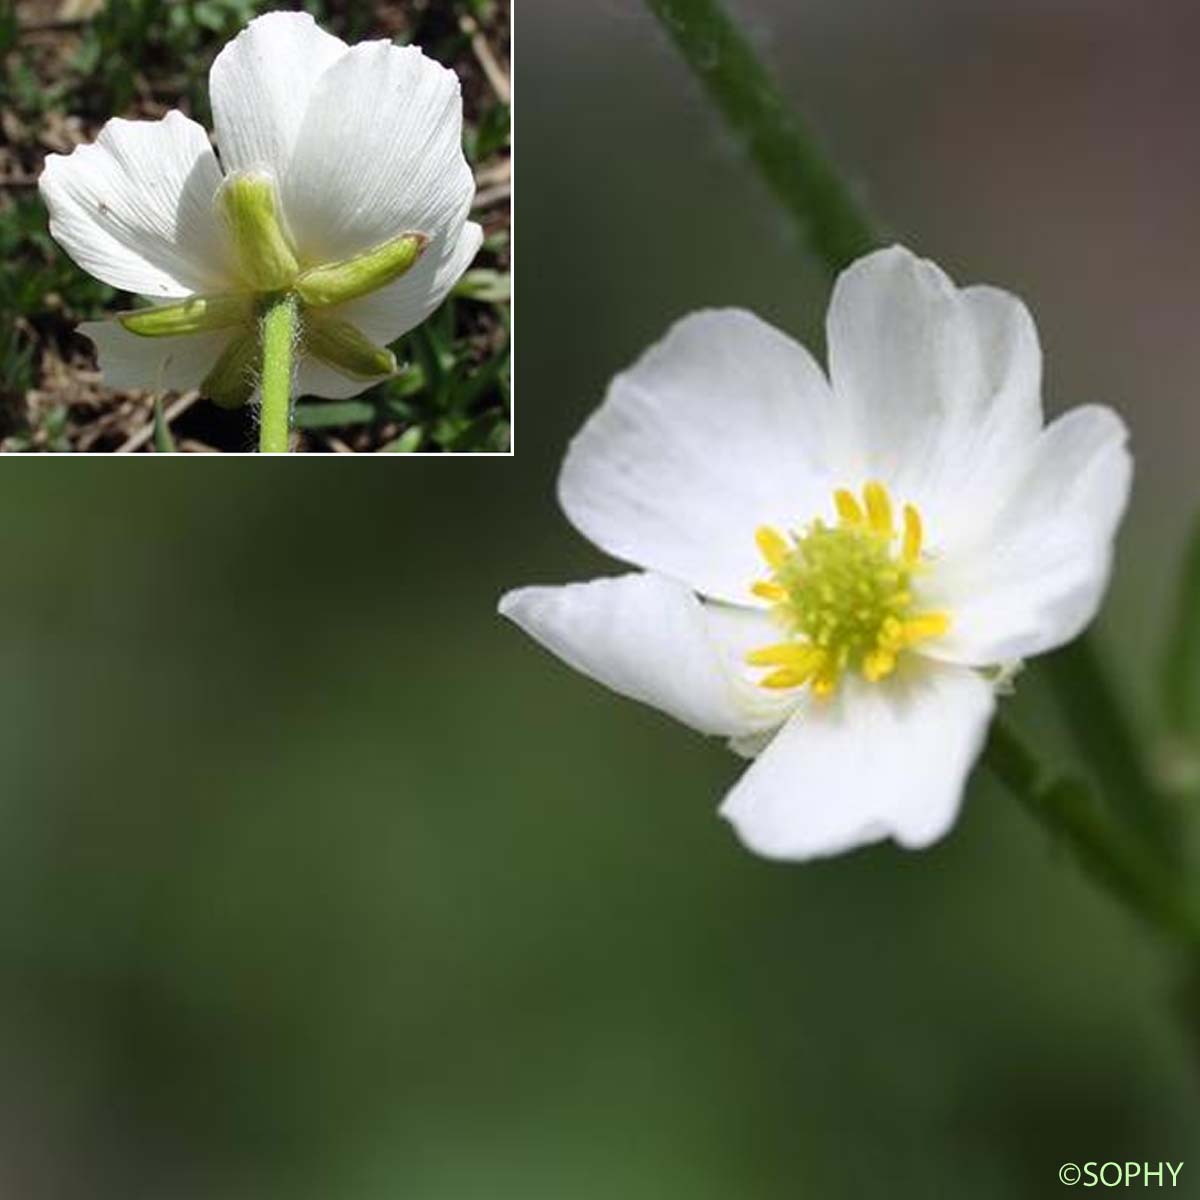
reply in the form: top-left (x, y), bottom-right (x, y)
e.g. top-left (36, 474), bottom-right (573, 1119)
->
top-left (1163, 512), bottom-right (1200, 742)
top-left (985, 722), bottom-right (1200, 951)
top-left (1043, 638), bottom-right (1180, 861)
top-left (642, 0), bottom-right (878, 276)
top-left (259, 292), bottom-right (297, 454)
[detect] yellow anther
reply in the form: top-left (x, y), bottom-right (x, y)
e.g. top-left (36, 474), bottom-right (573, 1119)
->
top-left (863, 481), bottom-right (893, 536)
top-left (901, 613), bottom-right (951, 645)
top-left (902, 504), bottom-right (922, 564)
top-left (812, 672), bottom-right (838, 698)
top-left (745, 643), bottom-right (823, 672)
top-left (862, 649), bottom-right (897, 682)
top-left (877, 615), bottom-right (904, 652)
top-left (761, 667), bottom-right (806, 690)
top-left (747, 644), bottom-right (801, 667)
top-left (834, 488), bottom-right (864, 526)
top-left (755, 526), bottom-right (789, 569)
top-left (751, 580), bottom-right (787, 603)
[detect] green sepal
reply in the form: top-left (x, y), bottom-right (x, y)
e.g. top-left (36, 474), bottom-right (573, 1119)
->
top-left (119, 293), bottom-right (252, 338)
top-left (295, 232), bottom-right (428, 307)
top-left (302, 314), bottom-right (396, 380)
top-left (202, 330), bottom-right (259, 409)
top-left (217, 171), bottom-right (300, 292)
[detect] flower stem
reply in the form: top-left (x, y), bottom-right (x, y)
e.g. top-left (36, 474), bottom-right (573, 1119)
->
top-left (641, 0), bottom-right (878, 276)
top-left (1163, 512), bottom-right (1200, 743)
top-left (1042, 638), bottom-right (1181, 861)
top-left (259, 292), bottom-right (297, 454)
top-left (985, 721), bottom-right (1200, 951)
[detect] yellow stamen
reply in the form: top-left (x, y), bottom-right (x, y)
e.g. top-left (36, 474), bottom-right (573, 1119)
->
top-left (755, 526), bottom-right (789, 569)
top-left (812, 671), bottom-right (838, 698)
top-left (863, 481), bottom-right (893, 536)
top-left (744, 484), bottom-right (950, 698)
top-left (834, 488), bottom-right (864, 526)
top-left (862, 649), bottom-right (897, 682)
top-left (751, 580), bottom-right (787, 603)
top-left (902, 504), bottom-right (922, 564)
top-left (761, 667), bottom-right (806, 690)
top-left (745, 643), bottom-right (822, 670)
top-left (901, 613), bottom-right (951, 645)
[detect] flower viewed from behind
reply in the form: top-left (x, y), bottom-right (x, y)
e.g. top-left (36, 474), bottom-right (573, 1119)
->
top-left (500, 246), bottom-right (1132, 861)
top-left (38, 11), bottom-right (481, 408)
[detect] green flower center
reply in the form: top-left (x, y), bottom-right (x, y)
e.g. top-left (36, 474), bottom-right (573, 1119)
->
top-left (747, 482), bottom-right (950, 696)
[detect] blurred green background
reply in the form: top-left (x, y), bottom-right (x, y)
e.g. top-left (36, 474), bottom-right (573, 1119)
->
top-left (4, 0), bottom-right (1200, 1195)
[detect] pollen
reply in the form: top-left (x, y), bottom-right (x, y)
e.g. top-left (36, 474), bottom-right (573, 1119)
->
top-left (746, 481), bottom-right (950, 697)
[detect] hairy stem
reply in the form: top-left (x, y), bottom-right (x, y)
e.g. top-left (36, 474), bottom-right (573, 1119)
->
top-left (985, 722), bottom-right (1200, 950)
top-left (1043, 638), bottom-right (1180, 860)
top-left (642, 0), bottom-right (878, 276)
top-left (259, 293), bottom-right (297, 454)
top-left (1163, 513), bottom-right (1200, 742)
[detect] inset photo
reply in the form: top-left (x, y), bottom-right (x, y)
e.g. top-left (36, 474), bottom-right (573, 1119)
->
top-left (1, 1), bottom-right (511, 453)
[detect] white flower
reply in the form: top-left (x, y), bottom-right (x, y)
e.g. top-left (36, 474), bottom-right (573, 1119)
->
top-left (500, 246), bottom-right (1132, 861)
top-left (38, 12), bottom-right (482, 405)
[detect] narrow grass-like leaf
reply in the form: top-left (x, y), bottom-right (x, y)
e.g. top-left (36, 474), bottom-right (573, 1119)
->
top-left (292, 400), bottom-right (378, 430)
top-left (380, 426), bottom-right (424, 453)
top-left (152, 398), bottom-right (176, 453)
top-left (453, 270), bottom-right (510, 302)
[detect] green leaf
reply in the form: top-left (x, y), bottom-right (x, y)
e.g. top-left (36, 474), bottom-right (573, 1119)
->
top-left (292, 399), bottom-right (378, 429)
top-left (453, 269), bottom-right (510, 303)
top-left (441, 408), bottom-right (507, 453)
top-left (380, 426), bottom-right (424, 453)
top-left (467, 102), bottom-right (510, 163)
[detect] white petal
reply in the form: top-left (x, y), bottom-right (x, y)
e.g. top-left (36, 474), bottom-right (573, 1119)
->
top-left (39, 112), bottom-right (233, 298)
top-left (293, 355), bottom-right (384, 402)
top-left (329, 222), bottom-right (483, 348)
top-left (80, 320), bottom-right (238, 393)
top-left (209, 12), bottom-right (347, 183)
top-left (558, 310), bottom-right (837, 605)
top-left (720, 662), bottom-right (996, 861)
top-left (283, 42), bottom-right (474, 264)
top-left (498, 573), bottom-right (791, 739)
top-left (825, 246), bottom-right (1043, 549)
top-left (922, 405), bottom-right (1132, 665)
